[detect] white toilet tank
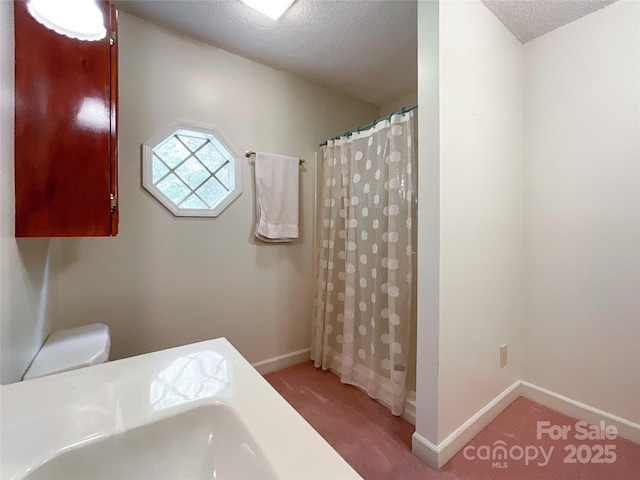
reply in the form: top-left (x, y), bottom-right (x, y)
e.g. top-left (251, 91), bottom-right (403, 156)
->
top-left (23, 323), bottom-right (111, 381)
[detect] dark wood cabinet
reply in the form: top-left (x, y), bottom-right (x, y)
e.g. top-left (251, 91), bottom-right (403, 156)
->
top-left (14, 0), bottom-right (118, 237)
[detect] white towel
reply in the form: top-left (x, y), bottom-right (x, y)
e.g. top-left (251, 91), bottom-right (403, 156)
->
top-left (254, 152), bottom-right (299, 242)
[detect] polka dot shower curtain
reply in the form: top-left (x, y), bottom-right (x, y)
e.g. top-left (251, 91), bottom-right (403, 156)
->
top-left (312, 110), bottom-right (415, 415)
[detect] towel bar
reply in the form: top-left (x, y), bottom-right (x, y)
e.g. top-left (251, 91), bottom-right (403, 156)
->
top-left (245, 151), bottom-right (304, 166)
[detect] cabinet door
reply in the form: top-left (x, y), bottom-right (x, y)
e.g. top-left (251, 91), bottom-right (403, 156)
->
top-left (14, 0), bottom-right (118, 237)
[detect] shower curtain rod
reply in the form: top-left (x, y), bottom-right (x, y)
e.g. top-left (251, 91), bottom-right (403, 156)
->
top-left (319, 103), bottom-right (417, 146)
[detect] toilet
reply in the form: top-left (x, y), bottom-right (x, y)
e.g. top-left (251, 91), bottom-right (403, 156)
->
top-left (23, 323), bottom-right (111, 381)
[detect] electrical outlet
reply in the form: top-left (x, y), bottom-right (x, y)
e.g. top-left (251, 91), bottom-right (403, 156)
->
top-left (500, 344), bottom-right (508, 368)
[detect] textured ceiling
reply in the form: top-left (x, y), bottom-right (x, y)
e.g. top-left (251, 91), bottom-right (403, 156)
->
top-left (114, 0), bottom-right (620, 107)
top-left (481, 0), bottom-right (619, 43)
top-left (114, 0), bottom-right (417, 107)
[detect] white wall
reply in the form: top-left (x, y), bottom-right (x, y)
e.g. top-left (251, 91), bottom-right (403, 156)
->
top-left (52, 13), bottom-right (378, 364)
top-left (522, 0), bottom-right (640, 423)
top-left (415, 0), bottom-right (523, 448)
top-left (437, 0), bottom-right (523, 441)
top-left (0, 0), bottom-right (54, 384)
top-left (415, 0), bottom-right (440, 445)
top-left (415, 0), bottom-right (639, 461)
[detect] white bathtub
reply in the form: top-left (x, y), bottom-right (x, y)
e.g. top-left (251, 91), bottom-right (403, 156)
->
top-left (0, 338), bottom-right (361, 480)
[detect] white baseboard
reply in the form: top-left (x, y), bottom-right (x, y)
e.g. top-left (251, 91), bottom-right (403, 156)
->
top-left (412, 380), bottom-right (640, 470)
top-left (412, 431), bottom-right (440, 468)
top-left (252, 348), bottom-right (311, 375)
top-left (412, 381), bottom-right (520, 469)
top-left (519, 381), bottom-right (640, 445)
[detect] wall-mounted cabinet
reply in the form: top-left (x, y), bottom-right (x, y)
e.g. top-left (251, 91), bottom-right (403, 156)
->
top-left (14, 0), bottom-right (118, 237)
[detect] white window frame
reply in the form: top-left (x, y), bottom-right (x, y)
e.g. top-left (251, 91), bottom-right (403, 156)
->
top-left (142, 121), bottom-right (242, 217)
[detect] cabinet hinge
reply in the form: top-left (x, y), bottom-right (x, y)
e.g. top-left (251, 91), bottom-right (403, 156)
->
top-left (110, 193), bottom-right (117, 211)
top-left (109, 29), bottom-right (117, 46)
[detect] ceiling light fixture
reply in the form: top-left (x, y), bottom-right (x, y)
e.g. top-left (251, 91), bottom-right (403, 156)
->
top-left (240, 0), bottom-right (296, 20)
top-left (27, 0), bottom-right (106, 41)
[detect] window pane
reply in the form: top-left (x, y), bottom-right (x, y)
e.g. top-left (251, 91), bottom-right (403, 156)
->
top-left (215, 162), bottom-right (231, 189)
top-left (154, 136), bottom-right (190, 168)
top-left (175, 157), bottom-right (210, 189)
top-left (152, 155), bottom-right (170, 184)
top-left (197, 142), bottom-right (226, 172)
top-left (197, 177), bottom-right (226, 207)
top-left (143, 123), bottom-right (241, 217)
top-left (180, 194), bottom-right (208, 209)
top-left (157, 173), bottom-right (190, 205)
top-left (177, 135), bottom-right (206, 153)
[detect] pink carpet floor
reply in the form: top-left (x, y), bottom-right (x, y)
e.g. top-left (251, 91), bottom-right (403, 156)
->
top-left (265, 361), bottom-right (640, 480)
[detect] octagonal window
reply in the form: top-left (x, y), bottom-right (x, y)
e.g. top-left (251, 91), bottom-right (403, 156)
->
top-left (142, 122), bottom-right (242, 217)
